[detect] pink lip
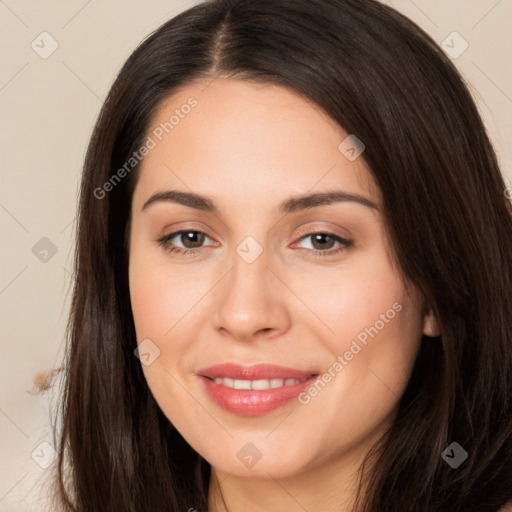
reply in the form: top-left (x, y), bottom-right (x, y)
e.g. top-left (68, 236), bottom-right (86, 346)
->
top-left (196, 363), bottom-right (319, 416)
top-left (197, 362), bottom-right (317, 380)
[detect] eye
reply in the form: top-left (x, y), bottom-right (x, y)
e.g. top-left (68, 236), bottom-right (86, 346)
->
top-left (157, 229), bottom-right (216, 255)
top-left (294, 231), bottom-right (353, 257)
top-left (156, 229), bottom-right (353, 257)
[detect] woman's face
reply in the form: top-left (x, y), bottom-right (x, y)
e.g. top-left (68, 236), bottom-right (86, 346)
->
top-left (128, 77), bottom-right (432, 480)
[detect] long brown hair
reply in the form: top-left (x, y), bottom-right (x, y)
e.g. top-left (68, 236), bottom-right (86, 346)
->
top-left (52, 0), bottom-right (512, 510)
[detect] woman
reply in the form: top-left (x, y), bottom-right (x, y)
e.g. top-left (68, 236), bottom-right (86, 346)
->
top-left (52, 0), bottom-right (512, 510)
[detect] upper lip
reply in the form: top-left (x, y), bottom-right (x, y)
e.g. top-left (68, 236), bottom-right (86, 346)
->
top-left (197, 362), bottom-right (318, 380)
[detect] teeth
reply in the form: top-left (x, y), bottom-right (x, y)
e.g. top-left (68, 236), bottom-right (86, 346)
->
top-left (235, 379), bottom-right (251, 390)
top-left (212, 377), bottom-right (308, 389)
top-left (251, 379), bottom-right (271, 390)
top-left (270, 378), bottom-right (284, 388)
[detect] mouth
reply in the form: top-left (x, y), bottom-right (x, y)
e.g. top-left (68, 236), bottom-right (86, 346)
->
top-left (196, 363), bottom-right (319, 416)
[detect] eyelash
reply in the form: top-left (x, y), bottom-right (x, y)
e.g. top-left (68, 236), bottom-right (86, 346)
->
top-left (156, 229), bottom-right (353, 257)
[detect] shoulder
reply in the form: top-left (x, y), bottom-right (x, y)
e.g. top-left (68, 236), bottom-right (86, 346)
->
top-left (499, 501), bottom-right (512, 512)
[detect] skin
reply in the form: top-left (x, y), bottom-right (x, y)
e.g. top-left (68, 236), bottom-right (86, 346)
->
top-left (128, 77), bottom-right (439, 511)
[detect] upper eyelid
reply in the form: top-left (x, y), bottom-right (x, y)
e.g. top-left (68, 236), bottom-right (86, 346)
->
top-left (155, 214), bottom-right (353, 239)
top-left (159, 227), bottom-right (351, 246)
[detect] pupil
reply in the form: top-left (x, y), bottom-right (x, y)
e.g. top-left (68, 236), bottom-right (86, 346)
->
top-left (312, 233), bottom-right (334, 250)
top-left (183, 231), bottom-right (204, 248)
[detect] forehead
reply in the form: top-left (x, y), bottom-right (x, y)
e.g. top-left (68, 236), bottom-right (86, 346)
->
top-left (133, 77), bottom-right (380, 209)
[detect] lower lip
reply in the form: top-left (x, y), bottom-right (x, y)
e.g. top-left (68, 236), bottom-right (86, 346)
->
top-left (198, 375), bottom-right (318, 416)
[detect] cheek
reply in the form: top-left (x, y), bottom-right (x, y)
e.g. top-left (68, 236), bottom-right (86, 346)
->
top-left (294, 249), bottom-right (423, 394)
top-left (129, 269), bottom-right (169, 340)
top-left (128, 246), bottom-right (216, 392)
top-left (128, 244), bottom-right (203, 340)
top-left (128, 252), bottom-right (202, 422)
top-left (294, 253), bottom-right (410, 348)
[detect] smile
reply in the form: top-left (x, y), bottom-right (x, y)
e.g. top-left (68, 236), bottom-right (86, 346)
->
top-left (196, 363), bottom-right (319, 416)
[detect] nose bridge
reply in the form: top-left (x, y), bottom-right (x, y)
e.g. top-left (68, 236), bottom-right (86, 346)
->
top-left (212, 234), bottom-right (290, 340)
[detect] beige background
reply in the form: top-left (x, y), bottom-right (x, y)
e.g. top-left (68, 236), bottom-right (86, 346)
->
top-left (1, 1), bottom-right (511, 510)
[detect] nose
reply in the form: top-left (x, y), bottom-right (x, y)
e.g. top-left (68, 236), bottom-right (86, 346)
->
top-left (212, 243), bottom-right (291, 342)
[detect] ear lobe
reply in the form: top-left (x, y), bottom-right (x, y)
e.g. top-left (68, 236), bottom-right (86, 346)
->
top-left (423, 303), bottom-right (441, 338)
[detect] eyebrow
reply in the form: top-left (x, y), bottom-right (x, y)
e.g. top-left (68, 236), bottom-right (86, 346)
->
top-left (141, 189), bottom-right (379, 214)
